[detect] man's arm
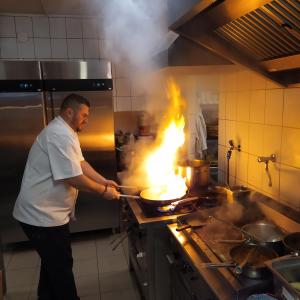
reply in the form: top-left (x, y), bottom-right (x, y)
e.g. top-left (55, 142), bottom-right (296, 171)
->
top-left (80, 160), bottom-right (118, 188)
top-left (63, 174), bottom-right (119, 200)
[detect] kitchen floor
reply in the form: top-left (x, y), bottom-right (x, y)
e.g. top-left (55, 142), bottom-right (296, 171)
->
top-left (3, 230), bottom-right (141, 300)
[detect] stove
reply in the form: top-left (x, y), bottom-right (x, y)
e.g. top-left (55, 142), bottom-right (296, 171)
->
top-left (174, 211), bottom-right (275, 299)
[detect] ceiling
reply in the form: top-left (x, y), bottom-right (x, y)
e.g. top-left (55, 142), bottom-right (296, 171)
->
top-left (169, 0), bottom-right (300, 86)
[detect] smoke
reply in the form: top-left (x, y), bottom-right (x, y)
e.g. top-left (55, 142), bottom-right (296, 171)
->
top-left (100, 0), bottom-right (167, 73)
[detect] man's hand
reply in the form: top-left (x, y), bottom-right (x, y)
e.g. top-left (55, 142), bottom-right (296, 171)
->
top-left (103, 186), bottom-right (120, 200)
top-left (105, 179), bottom-right (119, 189)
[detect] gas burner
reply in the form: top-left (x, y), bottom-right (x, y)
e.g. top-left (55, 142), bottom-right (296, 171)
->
top-left (157, 203), bottom-right (196, 214)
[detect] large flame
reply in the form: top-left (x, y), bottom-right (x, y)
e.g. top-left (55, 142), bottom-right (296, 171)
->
top-left (144, 79), bottom-right (187, 200)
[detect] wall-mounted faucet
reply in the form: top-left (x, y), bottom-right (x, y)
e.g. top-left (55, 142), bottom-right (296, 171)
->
top-left (257, 154), bottom-right (276, 163)
top-left (257, 154), bottom-right (276, 187)
top-left (226, 140), bottom-right (241, 186)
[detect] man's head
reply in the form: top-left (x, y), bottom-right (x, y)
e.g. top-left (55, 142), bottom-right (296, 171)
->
top-left (60, 94), bottom-right (90, 132)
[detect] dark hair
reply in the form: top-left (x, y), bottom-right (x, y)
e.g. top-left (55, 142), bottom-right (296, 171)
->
top-left (60, 94), bottom-right (90, 112)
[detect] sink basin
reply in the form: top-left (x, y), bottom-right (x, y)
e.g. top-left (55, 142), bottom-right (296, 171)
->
top-left (265, 255), bottom-right (300, 299)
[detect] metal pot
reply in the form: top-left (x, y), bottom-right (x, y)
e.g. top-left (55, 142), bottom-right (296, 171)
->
top-left (178, 159), bottom-right (210, 190)
top-left (242, 222), bottom-right (285, 255)
top-left (283, 232), bottom-right (300, 255)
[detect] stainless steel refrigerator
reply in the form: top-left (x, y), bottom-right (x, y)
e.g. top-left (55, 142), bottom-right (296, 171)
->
top-left (0, 60), bottom-right (119, 244)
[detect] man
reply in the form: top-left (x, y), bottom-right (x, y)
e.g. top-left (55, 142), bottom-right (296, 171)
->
top-left (13, 94), bottom-right (120, 300)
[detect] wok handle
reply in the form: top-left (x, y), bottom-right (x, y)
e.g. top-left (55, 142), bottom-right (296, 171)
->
top-left (172, 196), bottom-right (199, 206)
top-left (198, 262), bottom-right (237, 268)
top-left (119, 194), bottom-right (141, 199)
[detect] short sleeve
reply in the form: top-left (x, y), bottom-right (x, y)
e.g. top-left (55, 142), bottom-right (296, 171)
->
top-left (47, 133), bottom-right (83, 180)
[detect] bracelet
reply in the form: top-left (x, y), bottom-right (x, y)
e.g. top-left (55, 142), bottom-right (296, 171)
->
top-left (101, 184), bottom-right (108, 196)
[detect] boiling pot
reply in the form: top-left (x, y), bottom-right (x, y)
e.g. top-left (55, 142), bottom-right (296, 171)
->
top-left (178, 159), bottom-right (210, 190)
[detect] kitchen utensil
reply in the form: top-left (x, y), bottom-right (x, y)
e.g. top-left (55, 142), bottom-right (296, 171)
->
top-left (176, 218), bottom-right (207, 232)
top-left (230, 243), bottom-right (278, 278)
top-left (242, 222), bottom-right (285, 254)
top-left (120, 186), bottom-right (194, 206)
top-left (198, 244), bottom-right (277, 278)
top-left (178, 159), bottom-right (211, 189)
top-left (209, 215), bottom-right (263, 242)
top-left (283, 232), bottom-right (300, 255)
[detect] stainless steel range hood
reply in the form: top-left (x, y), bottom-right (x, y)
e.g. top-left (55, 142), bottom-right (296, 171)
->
top-left (169, 0), bottom-right (300, 86)
top-left (155, 35), bottom-right (232, 67)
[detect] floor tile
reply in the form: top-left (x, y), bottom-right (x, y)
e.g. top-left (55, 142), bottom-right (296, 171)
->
top-left (96, 236), bottom-right (124, 257)
top-left (6, 268), bottom-right (36, 287)
top-left (81, 294), bottom-right (101, 300)
top-left (98, 254), bottom-right (128, 273)
top-left (72, 240), bottom-right (97, 261)
top-left (76, 274), bottom-right (100, 298)
top-left (73, 259), bottom-right (99, 278)
top-left (4, 284), bottom-right (31, 300)
top-left (99, 270), bottom-right (136, 292)
top-left (101, 288), bottom-right (140, 300)
top-left (7, 250), bottom-right (39, 270)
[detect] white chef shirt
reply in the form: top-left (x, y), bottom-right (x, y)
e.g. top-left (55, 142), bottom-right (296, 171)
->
top-left (13, 116), bottom-right (84, 227)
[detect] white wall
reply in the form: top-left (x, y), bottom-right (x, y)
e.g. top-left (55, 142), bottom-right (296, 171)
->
top-left (218, 66), bottom-right (300, 212)
top-left (0, 14), bottom-right (148, 113)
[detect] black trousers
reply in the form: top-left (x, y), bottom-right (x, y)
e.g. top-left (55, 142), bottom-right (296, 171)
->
top-left (20, 222), bottom-right (80, 300)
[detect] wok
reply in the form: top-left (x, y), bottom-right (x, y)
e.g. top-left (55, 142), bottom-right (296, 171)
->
top-left (283, 232), bottom-right (300, 255)
top-left (211, 216), bottom-right (285, 254)
top-left (230, 243), bottom-right (278, 278)
top-left (121, 188), bottom-right (225, 207)
top-left (120, 186), bottom-right (194, 206)
top-left (200, 243), bottom-right (278, 279)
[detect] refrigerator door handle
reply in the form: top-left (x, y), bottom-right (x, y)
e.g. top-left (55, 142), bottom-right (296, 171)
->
top-left (43, 91), bottom-right (55, 125)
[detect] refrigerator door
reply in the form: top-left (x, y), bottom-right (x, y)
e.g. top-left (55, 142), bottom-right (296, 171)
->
top-left (0, 92), bottom-right (45, 243)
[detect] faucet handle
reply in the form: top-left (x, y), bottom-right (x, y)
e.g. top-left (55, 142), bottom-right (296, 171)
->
top-left (257, 154), bottom-right (276, 163)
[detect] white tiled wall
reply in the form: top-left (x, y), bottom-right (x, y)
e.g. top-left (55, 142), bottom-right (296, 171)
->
top-left (218, 67), bottom-right (300, 211)
top-left (0, 14), bottom-right (148, 113)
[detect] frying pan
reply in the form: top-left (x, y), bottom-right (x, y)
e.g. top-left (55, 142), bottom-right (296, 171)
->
top-left (120, 186), bottom-right (193, 206)
top-left (121, 187), bottom-right (225, 207)
top-left (230, 243), bottom-right (278, 278)
top-left (199, 243), bottom-right (278, 278)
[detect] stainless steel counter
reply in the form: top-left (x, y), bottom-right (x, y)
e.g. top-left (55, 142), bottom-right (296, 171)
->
top-left (168, 223), bottom-right (237, 300)
top-left (125, 189), bottom-right (300, 300)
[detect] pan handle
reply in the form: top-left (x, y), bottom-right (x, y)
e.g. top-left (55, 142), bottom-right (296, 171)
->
top-left (198, 262), bottom-right (237, 268)
top-left (171, 196), bottom-right (199, 206)
top-left (119, 194), bottom-right (141, 199)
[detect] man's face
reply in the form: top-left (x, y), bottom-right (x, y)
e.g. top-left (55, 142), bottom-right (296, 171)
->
top-left (69, 104), bottom-right (89, 132)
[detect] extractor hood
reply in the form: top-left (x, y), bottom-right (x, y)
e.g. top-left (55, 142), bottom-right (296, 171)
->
top-left (169, 0), bottom-right (300, 86)
top-left (155, 34), bottom-right (232, 68)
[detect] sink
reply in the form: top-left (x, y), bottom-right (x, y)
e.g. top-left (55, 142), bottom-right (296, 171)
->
top-left (265, 255), bottom-right (300, 299)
